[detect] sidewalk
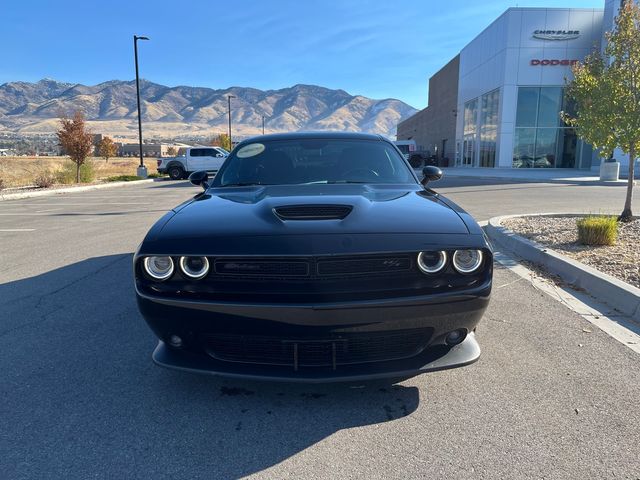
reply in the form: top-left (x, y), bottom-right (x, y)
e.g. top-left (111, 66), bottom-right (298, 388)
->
top-left (429, 167), bottom-right (630, 184)
top-left (0, 178), bottom-right (158, 201)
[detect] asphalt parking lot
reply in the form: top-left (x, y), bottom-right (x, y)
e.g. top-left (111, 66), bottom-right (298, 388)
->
top-left (1, 178), bottom-right (639, 479)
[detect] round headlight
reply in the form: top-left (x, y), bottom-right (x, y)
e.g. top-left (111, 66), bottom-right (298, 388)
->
top-left (143, 256), bottom-right (174, 280)
top-left (452, 249), bottom-right (483, 274)
top-left (417, 251), bottom-right (447, 274)
top-left (179, 256), bottom-right (210, 279)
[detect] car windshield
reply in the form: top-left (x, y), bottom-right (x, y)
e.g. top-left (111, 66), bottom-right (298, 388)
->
top-left (213, 138), bottom-right (416, 186)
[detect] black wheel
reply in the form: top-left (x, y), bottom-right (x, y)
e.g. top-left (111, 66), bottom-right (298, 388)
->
top-left (168, 165), bottom-right (184, 180)
top-left (409, 155), bottom-right (424, 169)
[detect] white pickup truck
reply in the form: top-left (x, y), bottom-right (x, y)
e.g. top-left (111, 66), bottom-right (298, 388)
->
top-left (157, 146), bottom-right (230, 180)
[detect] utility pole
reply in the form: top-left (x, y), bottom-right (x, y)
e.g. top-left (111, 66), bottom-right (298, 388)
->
top-left (134, 34), bottom-right (149, 177)
top-left (228, 95), bottom-right (236, 150)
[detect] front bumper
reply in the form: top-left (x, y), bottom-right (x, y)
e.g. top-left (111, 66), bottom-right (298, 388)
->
top-left (151, 332), bottom-right (481, 383)
top-left (136, 284), bottom-right (490, 382)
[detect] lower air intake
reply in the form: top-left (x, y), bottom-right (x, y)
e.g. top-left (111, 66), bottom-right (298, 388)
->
top-left (202, 328), bottom-right (433, 369)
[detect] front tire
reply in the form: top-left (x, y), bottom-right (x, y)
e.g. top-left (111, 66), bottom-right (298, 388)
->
top-left (168, 165), bottom-right (185, 180)
top-left (409, 155), bottom-right (424, 169)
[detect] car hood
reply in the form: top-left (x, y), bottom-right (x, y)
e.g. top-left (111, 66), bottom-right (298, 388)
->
top-left (157, 184), bottom-right (469, 240)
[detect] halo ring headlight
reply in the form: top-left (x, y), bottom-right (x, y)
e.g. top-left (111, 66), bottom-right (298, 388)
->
top-left (143, 256), bottom-right (174, 281)
top-left (417, 251), bottom-right (447, 274)
top-left (452, 249), bottom-right (483, 274)
top-left (179, 256), bottom-right (210, 279)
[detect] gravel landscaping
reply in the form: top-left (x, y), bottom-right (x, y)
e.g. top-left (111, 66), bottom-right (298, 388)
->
top-left (502, 215), bottom-right (640, 289)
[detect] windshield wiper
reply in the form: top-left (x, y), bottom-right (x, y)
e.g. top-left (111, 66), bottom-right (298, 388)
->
top-left (325, 180), bottom-right (369, 184)
top-left (299, 180), bottom-right (369, 185)
top-left (219, 182), bottom-right (272, 187)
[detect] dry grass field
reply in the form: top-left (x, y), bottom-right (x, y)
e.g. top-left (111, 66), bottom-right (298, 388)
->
top-left (0, 156), bottom-right (159, 188)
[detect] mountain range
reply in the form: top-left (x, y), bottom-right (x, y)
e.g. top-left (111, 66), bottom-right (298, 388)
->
top-left (0, 79), bottom-right (417, 139)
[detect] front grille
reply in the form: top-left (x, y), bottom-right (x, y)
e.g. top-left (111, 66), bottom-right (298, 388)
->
top-left (214, 259), bottom-right (309, 276)
top-left (274, 204), bottom-right (352, 220)
top-left (211, 254), bottom-right (413, 279)
top-left (202, 328), bottom-right (433, 369)
top-left (317, 255), bottom-right (411, 276)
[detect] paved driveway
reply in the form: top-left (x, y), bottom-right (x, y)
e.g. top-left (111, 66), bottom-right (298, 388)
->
top-left (435, 176), bottom-right (635, 221)
top-left (1, 179), bottom-right (639, 479)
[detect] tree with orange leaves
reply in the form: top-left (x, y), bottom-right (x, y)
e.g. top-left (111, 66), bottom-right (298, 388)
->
top-left (57, 111), bottom-right (94, 183)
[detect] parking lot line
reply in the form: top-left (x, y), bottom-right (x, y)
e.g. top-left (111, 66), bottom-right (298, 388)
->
top-left (0, 213), bottom-right (63, 216)
top-left (0, 228), bottom-right (36, 232)
top-left (1, 202), bottom-right (152, 206)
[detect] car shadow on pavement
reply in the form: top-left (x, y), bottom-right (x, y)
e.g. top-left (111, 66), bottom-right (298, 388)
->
top-left (0, 254), bottom-right (420, 479)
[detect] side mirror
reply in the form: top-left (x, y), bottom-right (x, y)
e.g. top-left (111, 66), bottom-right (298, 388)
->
top-left (216, 153), bottom-right (224, 158)
top-left (189, 170), bottom-right (209, 190)
top-left (421, 166), bottom-right (443, 186)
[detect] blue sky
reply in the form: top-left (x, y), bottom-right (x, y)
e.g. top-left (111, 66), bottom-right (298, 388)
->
top-left (3, 0), bottom-right (603, 108)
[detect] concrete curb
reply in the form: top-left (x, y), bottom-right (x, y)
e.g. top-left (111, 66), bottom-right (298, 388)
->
top-left (0, 178), bottom-right (159, 201)
top-left (412, 168), bottom-right (631, 184)
top-left (486, 213), bottom-right (640, 323)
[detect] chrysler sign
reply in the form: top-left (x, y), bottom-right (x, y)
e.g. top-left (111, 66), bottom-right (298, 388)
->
top-left (533, 30), bottom-right (581, 40)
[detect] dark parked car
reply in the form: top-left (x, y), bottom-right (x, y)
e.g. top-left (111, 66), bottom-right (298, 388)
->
top-left (134, 132), bottom-right (492, 382)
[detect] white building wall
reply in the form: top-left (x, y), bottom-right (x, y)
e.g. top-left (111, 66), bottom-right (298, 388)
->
top-left (456, 7), bottom-right (604, 168)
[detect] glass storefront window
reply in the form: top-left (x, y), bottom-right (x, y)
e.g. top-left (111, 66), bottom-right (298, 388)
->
top-left (537, 87), bottom-right (563, 128)
top-left (557, 128), bottom-right (577, 168)
top-left (479, 133), bottom-right (497, 167)
top-left (460, 90), bottom-right (500, 167)
top-left (515, 87), bottom-right (539, 127)
top-left (513, 128), bottom-right (536, 168)
top-left (461, 99), bottom-right (478, 166)
top-left (463, 99), bottom-right (478, 136)
top-left (462, 136), bottom-right (475, 166)
top-left (534, 128), bottom-right (557, 167)
top-left (480, 89), bottom-right (499, 131)
top-left (479, 89), bottom-right (499, 167)
top-left (513, 87), bottom-right (585, 168)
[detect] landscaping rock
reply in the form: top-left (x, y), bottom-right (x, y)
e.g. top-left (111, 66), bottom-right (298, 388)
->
top-left (502, 215), bottom-right (640, 289)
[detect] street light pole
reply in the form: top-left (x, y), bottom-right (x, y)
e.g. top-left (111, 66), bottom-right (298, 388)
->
top-left (134, 34), bottom-right (149, 177)
top-left (227, 95), bottom-right (236, 150)
top-left (262, 115), bottom-right (265, 135)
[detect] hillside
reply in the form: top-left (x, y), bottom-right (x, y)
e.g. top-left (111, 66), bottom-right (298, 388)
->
top-left (0, 79), bottom-right (417, 139)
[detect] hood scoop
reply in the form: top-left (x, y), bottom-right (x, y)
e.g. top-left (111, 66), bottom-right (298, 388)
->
top-left (274, 204), bottom-right (353, 220)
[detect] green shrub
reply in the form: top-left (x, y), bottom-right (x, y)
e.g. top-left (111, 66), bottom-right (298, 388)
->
top-left (147, 173), bottom-right (166, 178)
top-left (34, 170), bottom-right (56, 188)
top-left (576, 215), bottom-right (618, 246)
top-left (56, 161), bottom-right (95, 184)
top-left (105, 175), bottom-right (141, 182)
top-left (55, 167), bottom-right (74, 184)
top-left (0, 177), bottom-right (4, 191)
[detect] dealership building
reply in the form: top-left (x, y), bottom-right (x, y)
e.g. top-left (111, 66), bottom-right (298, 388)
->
top-left (397, 1), bottom-right (631, 171)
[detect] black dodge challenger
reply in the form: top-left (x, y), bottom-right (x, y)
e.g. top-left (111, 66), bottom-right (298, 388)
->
top-left (134, 132), bottom-right (492, 382)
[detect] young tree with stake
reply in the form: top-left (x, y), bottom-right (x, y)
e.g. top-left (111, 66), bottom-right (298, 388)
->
top-left (57, 111), bottom-right (94, 183)
top-left (99, 136), bottom-right (118, 162)
top-left (563, 1), bottom-right (640, 221)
